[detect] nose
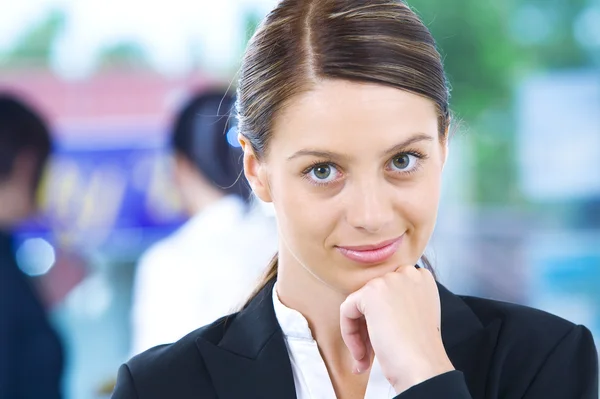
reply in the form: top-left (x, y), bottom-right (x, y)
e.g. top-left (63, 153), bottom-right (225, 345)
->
top-left (344, 178), bottom-right (394, 233)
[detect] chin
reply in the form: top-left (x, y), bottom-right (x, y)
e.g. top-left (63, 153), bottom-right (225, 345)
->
top-left (328, 261), bottom-right (398, 294)
top-left (331, 254), bottom-right (422, 293)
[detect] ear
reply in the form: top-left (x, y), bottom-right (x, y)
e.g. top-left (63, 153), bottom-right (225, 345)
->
top-left (441, 121), bottom-right (451, 171)
top-left (441, 139), bottom-right (449, 171)
top-left (239, 134), bottom-right (272, 203)
top-left (7, 151), bottom-right (40, 212)
top-left (11, 151), bottom-right (38, 187)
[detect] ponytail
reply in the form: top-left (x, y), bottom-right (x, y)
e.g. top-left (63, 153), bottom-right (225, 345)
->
top-left (243, 253), bottom-right (279, 309)
top-left (420, 254), bottom-right (437, 279)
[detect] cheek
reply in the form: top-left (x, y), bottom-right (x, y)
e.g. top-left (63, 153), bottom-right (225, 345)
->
top-left (270, 173), bottom-right (336, 245)
top-left (401, 172), bottom-right (442, 234)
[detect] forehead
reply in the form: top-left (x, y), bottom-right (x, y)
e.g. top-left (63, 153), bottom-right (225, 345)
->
top-left (270, 80), bottom-right (439, 155)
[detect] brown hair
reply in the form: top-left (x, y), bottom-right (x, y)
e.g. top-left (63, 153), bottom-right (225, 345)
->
top-left (238, 0), bottom-right (450, 304)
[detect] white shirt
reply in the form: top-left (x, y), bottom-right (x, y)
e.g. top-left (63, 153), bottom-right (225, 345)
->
top-left (130, 195), bottom-right (278, 355)
top-left (272, 284), bottom-right (396, 399)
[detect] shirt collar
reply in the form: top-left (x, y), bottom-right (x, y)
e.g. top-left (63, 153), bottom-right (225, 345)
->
top-left (272, 282), bottom-right (315, 340)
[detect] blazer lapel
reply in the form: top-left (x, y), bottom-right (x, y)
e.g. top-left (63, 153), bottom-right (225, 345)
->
top-left (196, 279), bottom-right (501, 399)
top-left (438, 283), bottom-right (502, 399)
top-left (196, 280), bottom-right (297, 398)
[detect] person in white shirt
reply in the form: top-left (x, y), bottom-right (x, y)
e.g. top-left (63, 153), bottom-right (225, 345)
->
top-left (129, 90), bottom-right (277, 355)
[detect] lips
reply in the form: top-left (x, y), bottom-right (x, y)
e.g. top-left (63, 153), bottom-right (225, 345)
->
top-left (336, 236), bottom-right (403, 264)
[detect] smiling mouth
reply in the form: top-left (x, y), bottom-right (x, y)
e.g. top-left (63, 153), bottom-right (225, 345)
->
top-left (335, 235), bottom-right (404, 264)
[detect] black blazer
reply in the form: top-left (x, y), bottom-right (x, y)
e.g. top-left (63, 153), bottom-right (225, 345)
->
top-left (0, 231), bottom-right (64, 399)
top-left (112, 280), bottom-right (599, 399)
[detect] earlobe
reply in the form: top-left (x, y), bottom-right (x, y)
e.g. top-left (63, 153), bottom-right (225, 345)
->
top-left (442, 140), bottom-right (449, 170)
top-left (441, 122), bottom-right (451, 170)
top-left (239, 134), bottom-right (273, 203)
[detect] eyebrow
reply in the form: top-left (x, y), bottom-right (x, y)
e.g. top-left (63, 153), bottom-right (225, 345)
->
top-left (287, 133), bottom-right (434, 161)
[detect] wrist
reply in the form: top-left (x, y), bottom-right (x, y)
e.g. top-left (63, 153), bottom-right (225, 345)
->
top-left (391, 358), bottom-right (455, 394)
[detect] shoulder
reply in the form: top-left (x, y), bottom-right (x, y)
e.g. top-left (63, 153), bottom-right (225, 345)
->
top-left (0, 260), bottom-right (37, 310)
top-left (113, 315), bottom-right (235, 398)
top-left (458, 294), bottom-right (598, 394)
top-left (460, 294), bottom-right (580, 347)
top-left (133, 233), bottom-right (186, 282)
top-left (137, 235), bottom-right (178, 266)
top-left (129, 314), bottom-right (233, 374)
top-left (0, 261), bottom-right (19, 329)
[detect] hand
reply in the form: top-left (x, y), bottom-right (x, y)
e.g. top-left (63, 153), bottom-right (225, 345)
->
top-left (340, 265), bottom-right (455, 394)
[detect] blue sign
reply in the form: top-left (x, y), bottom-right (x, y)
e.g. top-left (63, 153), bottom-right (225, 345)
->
top-left (16, 128), bottom-right (186, 251)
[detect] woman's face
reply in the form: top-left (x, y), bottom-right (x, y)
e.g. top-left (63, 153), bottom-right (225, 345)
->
top-left (243, 80), bottom-right (447, 293)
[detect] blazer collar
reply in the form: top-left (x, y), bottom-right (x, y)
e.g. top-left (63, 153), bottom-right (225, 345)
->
top-left (195, 279), bottom-right (296, 398)
top-left (438, 283), bottom-right (484, 349)
top-left (438, 283), bottom-right (500, 398)
top-left (196, 279), bottom-right (494, 398)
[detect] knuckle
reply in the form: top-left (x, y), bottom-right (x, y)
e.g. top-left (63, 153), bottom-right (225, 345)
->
top-left (368, 276), bottom-right (386, 289)
top-left (421, 268), bottom-right (434, 280)
top-left (385, 272), bottom-right (402, 285)
top-left (410, 268), bottom-right (423, 280)
top-left (395, 264), bottom-right (412, 274)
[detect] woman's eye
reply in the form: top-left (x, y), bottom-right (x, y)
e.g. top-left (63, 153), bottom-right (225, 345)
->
top-left (307, 164), bottom-right (340, 183)
top-left (390, 154), bottom-right (418, 172)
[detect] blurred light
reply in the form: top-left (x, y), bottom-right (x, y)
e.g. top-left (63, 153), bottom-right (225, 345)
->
top-left (16, 238), bottom-right (56, 276)
top-left (574, 6), bottom-right (600, 49)
top-left (510, 4), bottom-right (553, 46)
top-left (66, 273), bottom-right (112, 319)
top-left (227, 125), bottom-right (241, 147)
top-left (516, 71), bottom-right (600, 200)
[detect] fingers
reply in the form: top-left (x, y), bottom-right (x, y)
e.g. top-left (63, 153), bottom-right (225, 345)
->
top-left (354, 333), bottom-right (372, 374)
top-left (395, 263), bottom-right (435, 282)
top-left (340, 293), bottom-right (365, 359)
top-left (341, 266), bottom-right (437, 375)
top-left (340, 291), bottom-right (365, 321)
top-left (340, 293), bottom-right (371, 373)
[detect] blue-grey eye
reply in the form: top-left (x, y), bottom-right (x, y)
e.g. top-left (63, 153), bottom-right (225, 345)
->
top-left (392, 154), bottom-right (410, 169)
top-left (389, 154), bottom-right (418, 172)
top-left (307, 164), bottom-right (340, 183)
top-left (313, 165), bottom-right (331, 180)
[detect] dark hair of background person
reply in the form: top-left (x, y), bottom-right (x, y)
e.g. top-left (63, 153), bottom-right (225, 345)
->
top-left (0, 94), bottom-right (52, 193)
top-left (171, 89), bottom-right (250, 201)
top-left (238, 0), bottom-right (451, 304)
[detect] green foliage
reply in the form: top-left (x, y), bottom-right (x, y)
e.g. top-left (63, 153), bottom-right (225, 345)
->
top-left (409, 0), bottom-right (524, 120)
top-left (408, 0), bottom-right (592, 204)
top-left (3, 9), bottom-right (66, 68)
top-left (97, 42), bottom-right (150, 70)
top-left (243, 9), bottom-right (263, 48)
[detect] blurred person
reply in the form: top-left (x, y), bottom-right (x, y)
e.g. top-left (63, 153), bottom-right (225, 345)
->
top-left (0, 94), bottom-right (64, 398)
top-left (113, 1), bottom-right (598, 398)
top-left (129, 89), bottom-right (277, 355)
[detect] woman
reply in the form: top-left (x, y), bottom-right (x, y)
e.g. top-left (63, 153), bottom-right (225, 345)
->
top-left (129, 90), bottom-right (277, 356)
top-left (112, 0), bottom-right (598, 398)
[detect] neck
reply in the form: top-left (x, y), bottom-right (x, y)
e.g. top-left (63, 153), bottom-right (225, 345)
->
top-left (0, 214), bottom-right (15, 231)
top-left (181, 184), bottom-right (226, 216)
top-left (276, 251), bottom-right (355, 369)
top-left (188, 191), bottom-right (225, 216)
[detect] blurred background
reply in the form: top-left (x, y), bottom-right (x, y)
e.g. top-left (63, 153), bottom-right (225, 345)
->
top-left (0, 0), bottom-right (598, 397)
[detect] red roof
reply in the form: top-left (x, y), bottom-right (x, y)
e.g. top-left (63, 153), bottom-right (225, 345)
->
top-left (0, 68), bottom-right (220, 135)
